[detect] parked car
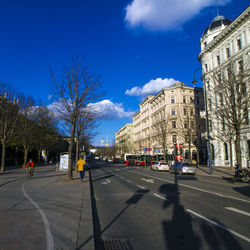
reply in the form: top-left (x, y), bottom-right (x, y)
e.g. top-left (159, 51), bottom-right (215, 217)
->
top-left (151, 161), bottom-right (169, 171)
top-left (169, 162), bottom-right (196, 175)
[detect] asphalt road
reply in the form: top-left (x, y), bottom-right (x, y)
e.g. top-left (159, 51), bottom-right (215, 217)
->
top-left (90, 161), bottom-right (250, 250)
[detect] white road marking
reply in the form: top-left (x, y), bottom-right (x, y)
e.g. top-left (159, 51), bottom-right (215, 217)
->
top-left (153, 193), bottom-right (168, 201)
top-left (141, 178), bottom-right (154, 183)
top-left (22, 183), bottom-right (54, 250)
top-left (225, 207), bottom-right (250, 217)
top-left (187, 209), bottom-right (250, 243)
top-left (127, 180), bottom-right (132, 183)
top-left (101, 179), bottom-right (111, 185)
top-left (136, 185), bottom-right (146, 189)
top-left (128, 170), bottom-right (250, 204)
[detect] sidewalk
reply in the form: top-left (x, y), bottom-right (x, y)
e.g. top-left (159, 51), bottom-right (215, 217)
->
top-left (196, 165), bottom-right (235, 179)
top-left (0, 165), bottom-right (94, 249)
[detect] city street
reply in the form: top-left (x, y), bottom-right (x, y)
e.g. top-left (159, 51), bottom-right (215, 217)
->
top-left (0, 162), bottom-right (249, 250)
top-left (91, 161), bottom-right (250, 250)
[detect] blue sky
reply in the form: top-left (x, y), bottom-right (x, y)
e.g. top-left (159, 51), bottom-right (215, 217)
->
top-left (0, 0), bottom-right (249, 146)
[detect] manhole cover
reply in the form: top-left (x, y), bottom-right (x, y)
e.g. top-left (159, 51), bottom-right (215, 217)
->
top-left (103, 238), bottom-right (132, 250)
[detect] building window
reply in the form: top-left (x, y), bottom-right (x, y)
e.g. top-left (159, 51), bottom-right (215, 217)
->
top-left (190, 97), bottom-right (194, 103)
top-left (171, 108), bottom-right (175, 116)
top-left (183, 96), bottom-right (186, 103)
top-left (183, 108), bottom-right (187, 116)
top-left (224, 143), bottom-right (229, 161)
top-left (205, 64), bottom-right (208, 72)
top-left (226, 47), bottom-right (230, 58)
top-left (190, 109), bottom-right (194, 116)
top-left (216, 55), bottom-right (220, 66)
top-left (237, 38), bottom-right (242, 50)
top-left (244, 107), bottom-right (249, 125)
top-left (171, 97), bottom-right (175, 104)
top-left (172, 135), bottom-right (177, 143)
top-left (211, 144), bottom-right (215, 160)
top-left (184, 122), bottom-right (188, 129)
top-left (238, 60), bottom-right (244, 73)
top-left (172, 121), bottom-right (176, 128)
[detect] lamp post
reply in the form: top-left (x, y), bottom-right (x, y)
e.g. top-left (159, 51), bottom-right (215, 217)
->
top-left (192, 68), bottom-right (213, 174)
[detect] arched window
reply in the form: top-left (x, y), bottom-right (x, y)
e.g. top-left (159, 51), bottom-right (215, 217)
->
top-left (224, 143), bottom-right (229, 160)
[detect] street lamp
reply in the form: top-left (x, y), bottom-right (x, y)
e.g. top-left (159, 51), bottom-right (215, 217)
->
top-left (192, 68), bottom-right (213, 174)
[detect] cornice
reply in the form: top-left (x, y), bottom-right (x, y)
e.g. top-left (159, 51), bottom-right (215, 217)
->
top-left (199, 6), bottom-right (250, 61)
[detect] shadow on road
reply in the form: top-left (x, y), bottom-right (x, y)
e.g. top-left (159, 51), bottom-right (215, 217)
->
top-left (159, 173), bottom-right (243, 250)
top-left (77, 169), bottom-right (148, 250)
top-left (232, 186), bottom-right (250, 198)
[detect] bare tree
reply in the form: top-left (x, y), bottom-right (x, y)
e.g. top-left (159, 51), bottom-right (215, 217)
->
top-left (15, 95), bottom-right (37, 168)
top-left (33, 106), bottom-right (58, 165)
top-left (50, 57), bottom-right (103, 179)
top-left (152, 109), bottom-right (173, 161)
top-left (75, 108), bottom-right (97, 162)
top-left (0, 83), bottom-right (19, 172)
top-left (177, 106), bottom-right (205, 165)
top-left (208, 59), bottom-right (249, 166)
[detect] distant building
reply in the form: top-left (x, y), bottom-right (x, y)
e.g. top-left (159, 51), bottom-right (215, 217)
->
top-left (105, 136), bottom-right (109, 147)
top-left (115, 123), bottom-right (134, 157)
top-left (199, 7), bottom-right (250, 167)
top-left (133, 82), bottom-right (205, 163)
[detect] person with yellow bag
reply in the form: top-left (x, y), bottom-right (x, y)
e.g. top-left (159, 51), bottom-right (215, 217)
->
top-left (77, 156), bottom-right (86, 182)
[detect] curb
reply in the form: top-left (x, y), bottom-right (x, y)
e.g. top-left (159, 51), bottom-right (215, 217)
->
top-left (76, 170), bottom-right (95, 249)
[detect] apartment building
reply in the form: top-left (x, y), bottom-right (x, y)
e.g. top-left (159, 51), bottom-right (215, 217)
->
top-left (199, 7), bottom-right (250, 167)
top-left (115, 123), bottom-right (134, 157)
top-left (133, 82), bottom-right (205, 163)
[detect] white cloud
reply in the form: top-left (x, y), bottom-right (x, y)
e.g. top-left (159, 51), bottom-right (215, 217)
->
top-left (125, 77), bottom-right (177, 97)
top-left (87, 100), bottom-right (135, 120)
top-left (48, 99), bottom-right (135, 120)
top-left (125, 0), bottom-right (231, 31)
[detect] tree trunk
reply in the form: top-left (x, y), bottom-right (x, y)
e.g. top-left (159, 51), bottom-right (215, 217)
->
top-left (75, 138), bottom-right (79, 163)
top-left (1, 141), bottom-right (6, 172)
top-left (229, 141), bottom-right (233, 170)
top-left (38, 150), bottom-right (41, 165)
top-left (68, 122), bottom-right (76, 180)
top-left (196, 147), bottom-right (200, 167)
top-left (23, 146), bottom-right (29, 169)
top-left (235, 131), bottom-right (242, 166)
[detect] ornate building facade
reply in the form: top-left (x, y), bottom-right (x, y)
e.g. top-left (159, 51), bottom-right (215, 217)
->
top-left (133, 82), bottom-right (205, 163)
top-left (199, 7), bottom-right (250, 167)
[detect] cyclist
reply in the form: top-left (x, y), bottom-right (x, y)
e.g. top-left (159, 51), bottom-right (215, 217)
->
top-left (26, 159), bottom-right (34, 178)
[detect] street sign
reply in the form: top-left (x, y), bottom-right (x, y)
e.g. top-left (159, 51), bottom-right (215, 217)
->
top-left (144, 148), bottom-right (152, 151)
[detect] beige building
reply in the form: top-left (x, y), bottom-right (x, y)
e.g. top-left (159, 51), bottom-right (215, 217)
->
top-left (133, 82), bottom-right (205, 163)
top-left (199, 7), bottom-right (250, 167)
top-left (115, 123), bottom-right (134, 157)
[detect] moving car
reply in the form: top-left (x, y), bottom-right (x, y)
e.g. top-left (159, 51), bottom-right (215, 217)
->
top-left (151, 161), bottom-right (169, 171)
top-left (169, 162), bottom-right (196, 175)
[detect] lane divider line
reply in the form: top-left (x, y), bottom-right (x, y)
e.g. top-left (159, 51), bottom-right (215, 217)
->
top-left (127, 170), bottom-right (250, 204)
top-left (127, 180), bottom-right (132, 183)
top-left (153, 193), bottom-right (168, 201)
top-left (136, 185), bottom-right (146, 189)
top-left (225, 207), bottom-right (250, 217)
top-left (22, 182), bottom-right (54, 250)
top-left (187, 209), bottom-right (250, 243)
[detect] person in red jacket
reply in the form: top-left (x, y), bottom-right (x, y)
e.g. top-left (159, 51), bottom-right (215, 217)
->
top-left (26, 159), bottom-right (34, 178)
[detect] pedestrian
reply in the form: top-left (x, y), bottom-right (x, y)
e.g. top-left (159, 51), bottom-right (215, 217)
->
top-left (77, 156), bottom-right (86, 182)
top-left (26, 159), bottom-right (34, 178)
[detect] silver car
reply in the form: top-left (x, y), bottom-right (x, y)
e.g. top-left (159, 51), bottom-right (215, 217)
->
top-left (169, 162), bottom-right (196, 175)
top-left (151, 161), bottom-right (169, 171)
